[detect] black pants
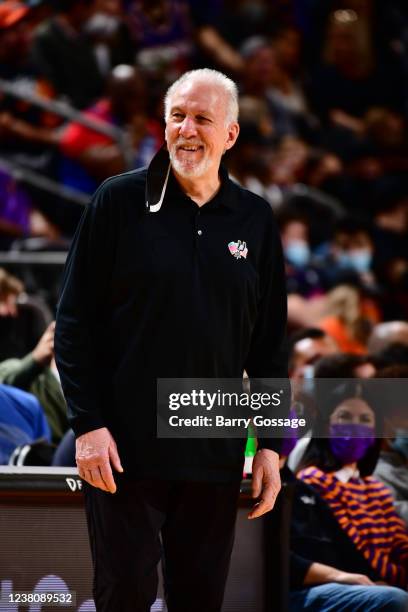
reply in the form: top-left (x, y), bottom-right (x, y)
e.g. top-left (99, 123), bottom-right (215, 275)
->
top-left (83, 477), bottom-right (241, 612)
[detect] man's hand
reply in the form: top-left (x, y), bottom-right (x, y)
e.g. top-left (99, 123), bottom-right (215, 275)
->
top-left (32, 321), bottom-right (55, 366)
top-left (249, 448), bottom-right (281, 519)
top-left (76, 427), bottom-right (123, 493)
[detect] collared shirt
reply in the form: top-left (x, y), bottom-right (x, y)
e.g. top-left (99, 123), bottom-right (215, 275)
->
top-left (55, 154), bottom-right (288, 481)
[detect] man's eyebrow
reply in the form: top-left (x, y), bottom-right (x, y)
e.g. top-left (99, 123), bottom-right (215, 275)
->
top-left (170, 106), bottom-right (213, 118)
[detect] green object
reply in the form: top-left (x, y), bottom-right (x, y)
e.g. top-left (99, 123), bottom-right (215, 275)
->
top-left (245, 424), bottom-right (257, 457)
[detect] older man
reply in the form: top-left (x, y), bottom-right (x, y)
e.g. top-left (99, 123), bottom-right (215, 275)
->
top-left (55, 69), bottom-right (288, 612)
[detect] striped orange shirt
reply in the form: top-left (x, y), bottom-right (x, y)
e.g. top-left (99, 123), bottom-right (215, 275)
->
top-left (297, 466), bottom-right (408, 587)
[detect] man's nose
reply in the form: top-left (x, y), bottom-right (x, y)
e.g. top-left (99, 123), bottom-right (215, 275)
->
top-left (179, 116), bottom-right (197, 138)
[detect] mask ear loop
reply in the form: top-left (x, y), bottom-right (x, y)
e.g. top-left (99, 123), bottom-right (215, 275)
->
top-left (147, 163), bottom-right (171, 213)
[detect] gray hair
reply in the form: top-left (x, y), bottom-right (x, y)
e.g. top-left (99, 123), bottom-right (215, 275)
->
top-left (164, 68), bottom-right (239, 126)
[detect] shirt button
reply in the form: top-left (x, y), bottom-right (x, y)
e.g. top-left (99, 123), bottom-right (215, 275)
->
top-left (197, 230), bottom-right (202, 236)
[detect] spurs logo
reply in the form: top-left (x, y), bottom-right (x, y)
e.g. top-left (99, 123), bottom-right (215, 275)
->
top-left (228, 240), bottom-right (248, 259)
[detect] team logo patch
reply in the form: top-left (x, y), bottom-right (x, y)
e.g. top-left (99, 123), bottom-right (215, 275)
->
top-left (228, 240), bottom-right (248, 259)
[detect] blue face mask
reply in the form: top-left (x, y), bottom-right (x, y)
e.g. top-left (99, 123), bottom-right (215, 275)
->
top-left (349, 249), bottom-right (372, 273)
top-left (390, 430), bottom-right (408, 460)
top-left (336, 249), bottom-right (372, 273)
top-left (285, 240), bottom-right (310, 268)
top-left (301, 364), bottom-right (315, 395)
top-left (336, 251), bottom-right (352, 269)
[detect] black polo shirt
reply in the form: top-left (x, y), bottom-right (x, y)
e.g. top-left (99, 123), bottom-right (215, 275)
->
top-left (55, 152), bottom-right (288, 482)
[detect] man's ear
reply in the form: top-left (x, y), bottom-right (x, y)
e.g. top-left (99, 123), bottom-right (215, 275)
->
top-left (224, 122), bottom-right (240, 152)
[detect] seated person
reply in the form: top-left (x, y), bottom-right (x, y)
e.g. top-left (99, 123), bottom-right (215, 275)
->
top-left (0, 383), bottom-right (51, 464)
top-left (0, 268), bottom-right (51, 361)
top-left (291, 381), bottom-right (408, 609)
top-left (317, 284), bottom-right (379, 355)
top-left (277, 208), bottom-right (326, 299)
top-left (289, 327), bottom-right (338, 384)
top-left (0, 321), bottom-right (68, 444)
top-left (374, 365), bottom-right (408, 526)
top-left (316, 217), bottom-right (378, 292)
top-left (375, 428), bottom-right (408, 528)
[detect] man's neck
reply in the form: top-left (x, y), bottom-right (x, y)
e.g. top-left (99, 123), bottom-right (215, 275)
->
top-left (172, 169), bottom-right (221, 207)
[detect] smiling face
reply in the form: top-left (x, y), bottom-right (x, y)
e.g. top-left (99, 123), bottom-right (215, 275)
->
top-left (165, 80), bottom-right (239, 181)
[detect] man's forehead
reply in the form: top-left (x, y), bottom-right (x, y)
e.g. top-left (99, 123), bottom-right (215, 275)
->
top-left (169, 80), bottom-right (226, 109)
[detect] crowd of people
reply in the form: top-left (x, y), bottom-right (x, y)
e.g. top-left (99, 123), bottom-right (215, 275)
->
top-left (1, 0), bottom-right (408, 608)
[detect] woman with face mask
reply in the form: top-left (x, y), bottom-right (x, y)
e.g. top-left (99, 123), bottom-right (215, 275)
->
top-left (290, 380), bottom-right (408, 610)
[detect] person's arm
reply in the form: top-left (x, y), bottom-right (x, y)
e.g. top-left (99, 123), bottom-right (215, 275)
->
top-left (54, 180), bottom-right (123, 493)
top-left (196, 26), bottom-right (244, 74)
top-left (0, 112), bottom-right (59, 146)
top-left (244, 205), bottom-right (288, 518)
top-left (304, 562), bottom-right (374, 586)
top-left (0, 321), bottom-right (56, 389)
top-left (77, 145), bottom-right (126, 180)
top-left (289, 552), bottom-right (313, 590)
top-left (0, 355), bottom-right (43, 390)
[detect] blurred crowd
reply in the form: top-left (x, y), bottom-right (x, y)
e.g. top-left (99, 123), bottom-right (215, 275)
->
top-left (1, 0), bottom-right (408, 605)
top-left (0, 0), bottom-right (407, 322)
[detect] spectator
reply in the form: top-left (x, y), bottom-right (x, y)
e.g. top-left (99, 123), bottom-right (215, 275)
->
top-left (371, 182), bottom-right (408, 317)
top-left (317, 284), bottom-right (379, 354)
top-left (277, 208), bottom-right (325, 298)
top-left (126, 0), bottom-right (193, 85)
top-left (268, 25), bottom-right (314, 140)
top-left (316, 217), bottom-right (378, 292)
top-left (84, 0), bottom-right (134, 77)
top-left (59, 64), bottom-right (163, 193)
top-left (240, 37), bottom-right (297, 141)
top-left (0, 1), bottom-right (61, 159)
top-left (367, 321), bottom-right (408, 354)
top-left (279, 452), bottom-right (408, 611)
top-left (0, 383), bottom-right (51, 464)
top-left (373, 343), bottom-right (408, 369)
top-left (0, 267), bottom-right (51, 360)
top-left (375, 427), bottom-right (408, 527)
top-left (297, 380), bottom-right (408, 591)
top-left (289, 328), bottom-right (338, 383)
top-left (0, 321), bottom-right (68, 444)
top-left (308, 9), bottom-right (404, 124)
top-left (374, 365), bottom-right (408, 526)
top-left (188, 0), bottom-right (244, 75)
top-left (314, 353), bottom-right (376, 379)
top-left (288, 349), bottom-right (376, 472)
top-left (31, 0), bottom-right (104, 109)
top-left (226, 106), bottom-right (277, 205)
top-left (287, 328), bottom-right (338, 471)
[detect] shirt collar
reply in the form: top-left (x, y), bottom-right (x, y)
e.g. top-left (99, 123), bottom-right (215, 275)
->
top-left (334, 465), bottom-right (361, 483)
top-left (145, 146), bottom-right (235, 213)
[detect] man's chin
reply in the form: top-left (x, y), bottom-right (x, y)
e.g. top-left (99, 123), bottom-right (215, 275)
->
top-left (171, 159), bottom-right (208, 179)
